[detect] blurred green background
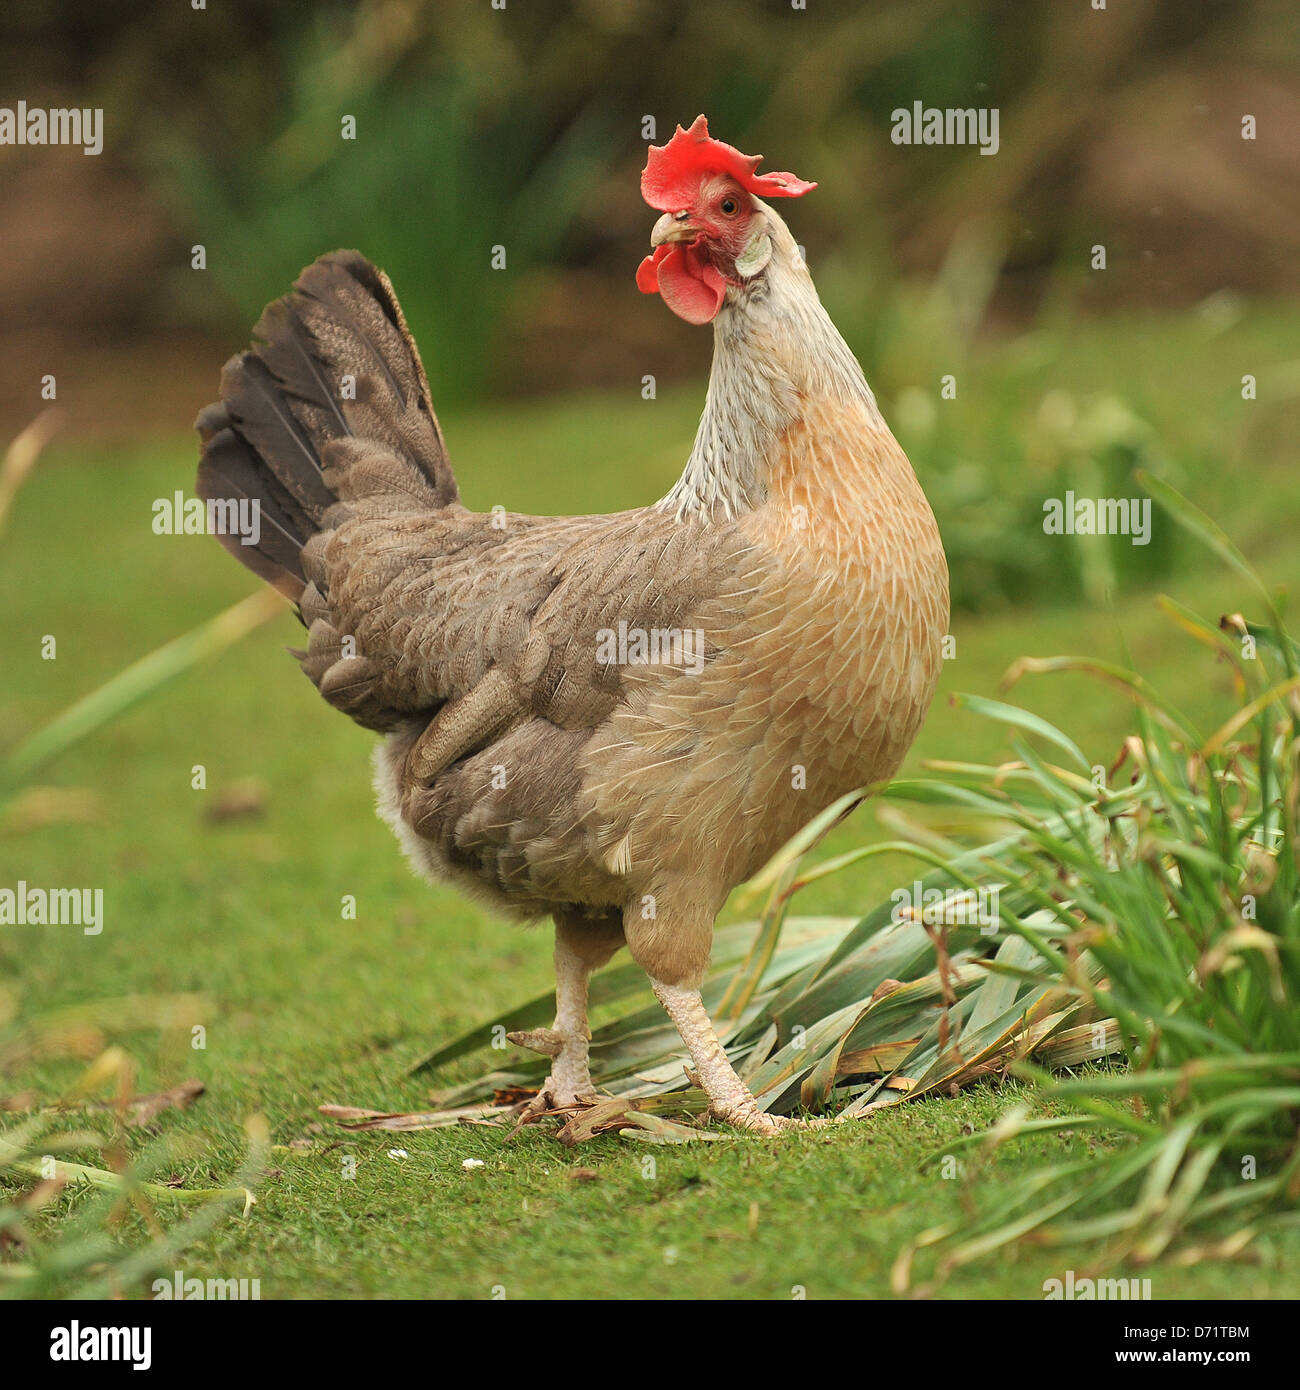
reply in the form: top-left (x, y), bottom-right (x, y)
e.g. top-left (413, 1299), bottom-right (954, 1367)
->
top-left (1, 0), bottom-right (1297, 610)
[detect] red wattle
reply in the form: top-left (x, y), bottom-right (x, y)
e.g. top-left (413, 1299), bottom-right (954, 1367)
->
top-left (636, 248), bottom-right (666, 294)
top-left (637, 244), bottom-right (726, 325)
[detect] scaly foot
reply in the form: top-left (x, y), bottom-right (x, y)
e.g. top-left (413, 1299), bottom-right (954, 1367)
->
top-left (649, 979), bottom-right (832, 1137)
top-left (710, 1101), bottom-right (830, 1135)
top-left (507, 1026), bottom-right (596, 1128)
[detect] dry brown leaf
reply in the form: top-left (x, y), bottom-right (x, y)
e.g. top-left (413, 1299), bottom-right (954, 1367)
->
top-left (835, 1041), bottom-right (919, 1077)
top-left (319, 1102), bottom-right (507, 1131)
top-left (118, 1078), bottom-right (205, 1127)
top-left (0, 786), bottom-right (102, 834)
top-left (490, 1086), bottom-right (537, 1107)
top-left (7, 1078), bottom-right (206, 1127)
top-left (205, 778), bottom-right (269, 823)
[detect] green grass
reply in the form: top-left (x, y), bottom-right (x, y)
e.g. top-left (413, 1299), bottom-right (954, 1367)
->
top-left (2, 305), bottom-right (1298, 1298)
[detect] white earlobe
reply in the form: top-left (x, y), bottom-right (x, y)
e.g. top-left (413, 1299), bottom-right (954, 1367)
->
top-left (735, 233), bottom-right (772, 279)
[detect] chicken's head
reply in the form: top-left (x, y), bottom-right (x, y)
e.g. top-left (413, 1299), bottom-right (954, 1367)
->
top-left (636, 115), bottom-right (816, 325)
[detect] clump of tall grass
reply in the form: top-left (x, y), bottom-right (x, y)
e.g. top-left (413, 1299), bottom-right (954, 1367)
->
top-left (887, 474), bottom-right (1300, 1284)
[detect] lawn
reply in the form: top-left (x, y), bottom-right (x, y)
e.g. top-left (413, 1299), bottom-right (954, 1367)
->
top-left (2, 306), bottom-right (1298, 1299)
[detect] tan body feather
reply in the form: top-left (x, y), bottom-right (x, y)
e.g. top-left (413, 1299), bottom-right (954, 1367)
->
top-left (199, 218), bottom-right (947, 995)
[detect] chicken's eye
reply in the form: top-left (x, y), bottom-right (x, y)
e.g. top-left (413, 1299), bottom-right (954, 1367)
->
top-left (719, 197), bottom-right (739, 216)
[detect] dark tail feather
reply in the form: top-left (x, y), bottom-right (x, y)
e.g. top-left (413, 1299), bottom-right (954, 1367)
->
top-left (196, 250), bottom-right (457, 605)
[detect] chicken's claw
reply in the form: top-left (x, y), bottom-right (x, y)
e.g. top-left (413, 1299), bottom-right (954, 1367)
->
top-left (710, 1104), bottom-right (831, 1136)
top-left (506, 1082), bottom-right (595, 1137)
top-left (506, 1027), bottom-right (563, 1058)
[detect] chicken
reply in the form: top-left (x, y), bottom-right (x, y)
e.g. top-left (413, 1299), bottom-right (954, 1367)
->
top-left (195, 116), bottom-right (949, 1134)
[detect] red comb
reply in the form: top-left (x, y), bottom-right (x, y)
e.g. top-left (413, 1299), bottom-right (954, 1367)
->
top-left (641, 115), bottom-right (816, 211)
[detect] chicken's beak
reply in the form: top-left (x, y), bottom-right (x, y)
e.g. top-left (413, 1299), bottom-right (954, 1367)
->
top-left (650, 211), bottom-right (702, 248)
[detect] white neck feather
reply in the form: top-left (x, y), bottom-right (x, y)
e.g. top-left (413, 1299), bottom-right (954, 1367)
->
top-left (657, 206), bottom-right (881, 524)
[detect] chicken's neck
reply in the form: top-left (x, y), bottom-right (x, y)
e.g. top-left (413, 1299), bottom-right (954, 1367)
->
top-left (657, 234), bottom-right (885, 524)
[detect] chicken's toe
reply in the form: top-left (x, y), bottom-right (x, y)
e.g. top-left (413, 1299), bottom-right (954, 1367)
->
top-left (713, 1104), bottom-right (829, 1136)
top-left (508, 1078), bottom-right (596, 1134)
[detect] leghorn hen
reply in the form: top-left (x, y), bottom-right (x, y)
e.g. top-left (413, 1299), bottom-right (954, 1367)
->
top-left (196, 117), bottom-right (948, 1133)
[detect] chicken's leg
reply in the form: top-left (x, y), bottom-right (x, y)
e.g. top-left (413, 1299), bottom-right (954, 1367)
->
top-left (510, 914), bottom-right (622, 1122)
top-left (651, 980), bottom-right (822, 1135)
top-left (625, 902), bottom-right (819, 1134)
